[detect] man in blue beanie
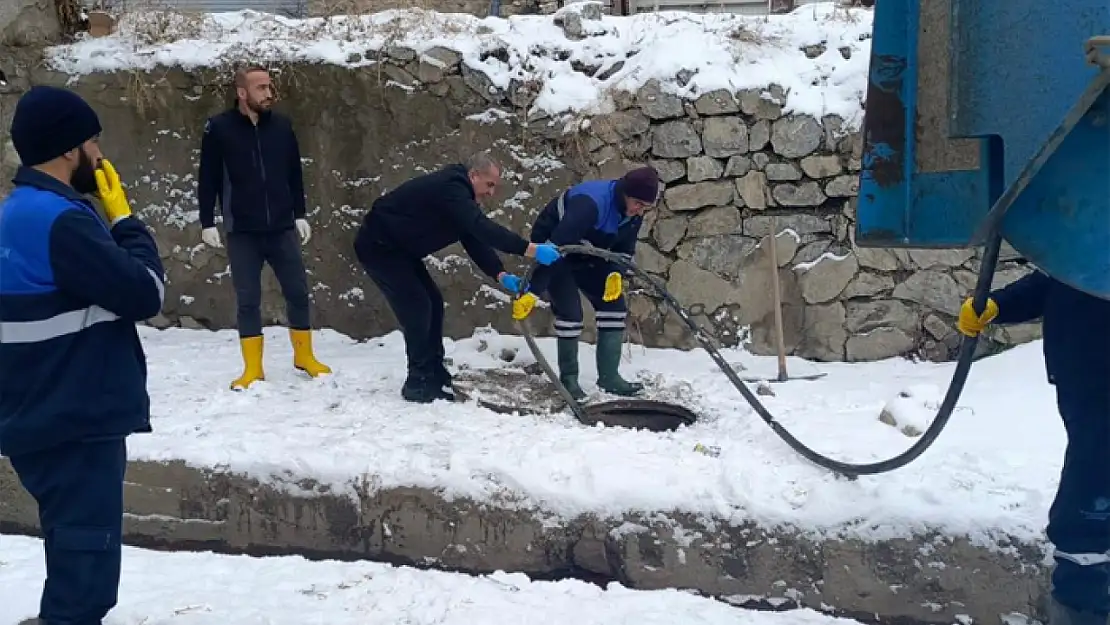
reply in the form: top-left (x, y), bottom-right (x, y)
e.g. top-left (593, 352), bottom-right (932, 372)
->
top-left (510, 166), bottom-right (660, 399)
top-left (0, 86), bottom-right (166, 625)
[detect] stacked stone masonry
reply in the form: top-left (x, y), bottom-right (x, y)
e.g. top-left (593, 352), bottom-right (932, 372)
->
top-left (0, 12), bottom-right (1040, 363)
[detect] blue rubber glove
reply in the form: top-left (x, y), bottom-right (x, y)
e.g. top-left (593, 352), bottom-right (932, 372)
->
top-left (498, 272), bottom-right (524, 294)
top-left (532, 243), bottom-right (561, 266)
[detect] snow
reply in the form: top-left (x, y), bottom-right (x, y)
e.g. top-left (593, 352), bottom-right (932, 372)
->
top-left (793, 250), bottom-right (851, 271)
top-left (877, 383), bottom-right (941, 437)
top-left (126, 324), bottom-right (1061, 548)
top-left (0, 534), bottom-right (867, 625)
top-left (46, 3), bottom-right (872, 125)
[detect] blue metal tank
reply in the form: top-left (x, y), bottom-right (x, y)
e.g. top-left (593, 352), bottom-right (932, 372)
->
top-left (855, 0), bottom-right (1110, 301)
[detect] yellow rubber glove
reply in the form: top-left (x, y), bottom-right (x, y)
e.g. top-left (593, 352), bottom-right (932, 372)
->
top-left (956, 297), bottom-right (999, 337)
top-left (93, 159), bottom-right (132, 225)
top-left (512, 292), bottom-right (538, 321)
top-left (602, 272), bottom-right (623, 302)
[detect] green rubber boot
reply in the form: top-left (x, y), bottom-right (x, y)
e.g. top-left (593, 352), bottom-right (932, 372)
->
top-left (596, 330), bottom-right (643, 396)
top-left (556, 338), bottom-right (587, 401)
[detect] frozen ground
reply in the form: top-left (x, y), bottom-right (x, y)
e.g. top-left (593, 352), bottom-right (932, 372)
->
top-left (0, 534), bottom-right (868, 625)
top-left (131, 324), bottom-right (1061, 548)
top-left (48, 3), bottom-right (871, 125)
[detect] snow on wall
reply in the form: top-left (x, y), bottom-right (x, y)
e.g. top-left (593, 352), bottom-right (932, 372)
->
top-left (47, 2), bottom-right (872, 126)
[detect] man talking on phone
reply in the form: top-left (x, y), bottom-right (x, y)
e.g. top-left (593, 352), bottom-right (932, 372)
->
top-left (0, 86), bottom-right (166, 625)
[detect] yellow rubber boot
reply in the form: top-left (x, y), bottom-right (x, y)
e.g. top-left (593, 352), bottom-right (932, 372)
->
top-left (230, 336), bottom-right (265, 390)
top-left (290, 329), bottom-right (332, 377)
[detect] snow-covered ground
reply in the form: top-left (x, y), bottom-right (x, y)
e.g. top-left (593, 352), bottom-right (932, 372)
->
top-left (1, 534), bottom-right (873, 625)
top-left (131, 324), bottom-right (1060, 549)
top-left (50, 3), bottom-right (871, 125)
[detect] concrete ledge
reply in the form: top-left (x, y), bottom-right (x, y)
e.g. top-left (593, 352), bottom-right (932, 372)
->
top-left (0, 458), bottom-right (1049, 623)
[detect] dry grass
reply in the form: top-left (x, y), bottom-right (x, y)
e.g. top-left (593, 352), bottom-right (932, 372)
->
top-left (298, 0), bottom-right (475, 43)
top-left (55, 0), bottom-right (86, 39)
top-left (123, 69), bottom-right (157, 117)
top-left (727, 22), bottom-right (771, 44)
top-left (817, 3), bottom-right (867, 24)
top-left (107, 0), bottom-right (206, 45)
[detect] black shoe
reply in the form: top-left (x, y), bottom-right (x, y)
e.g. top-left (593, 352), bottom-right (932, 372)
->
top-left (434, 363), bottom-right (453, 390)
top-left (402, 375), bottom-right (456, 403)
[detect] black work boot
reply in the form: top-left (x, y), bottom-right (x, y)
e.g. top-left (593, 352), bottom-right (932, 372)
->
top-left (401, 373), bottom-right (454, 403)
top-left (1048, 597), bottom-right (1109, 625)
top-left (556, 338), bottom-right (587, 401)
top-left (433, 362), bottom-right (453, 390)
top-left (595, 330), bottom-right (643, 396)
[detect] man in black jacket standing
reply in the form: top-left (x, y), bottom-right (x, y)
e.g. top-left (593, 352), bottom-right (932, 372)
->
top-left (197, 65), bottom-right (330, 391)
top-left (354, 153), bottom-right (560, 403)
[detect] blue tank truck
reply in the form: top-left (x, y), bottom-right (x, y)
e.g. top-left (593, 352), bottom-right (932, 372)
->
top-left (857, 1), bottom-right (1110, 623)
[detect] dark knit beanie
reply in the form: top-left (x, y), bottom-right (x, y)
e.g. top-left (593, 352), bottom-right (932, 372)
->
top-left (620, 166), bottom-right (660, 204)
top-left (10, 86), bottom-right (103, 167)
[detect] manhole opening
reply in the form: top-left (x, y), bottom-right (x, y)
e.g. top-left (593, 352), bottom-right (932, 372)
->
top-left (583, 399), bottom-right (698, 432)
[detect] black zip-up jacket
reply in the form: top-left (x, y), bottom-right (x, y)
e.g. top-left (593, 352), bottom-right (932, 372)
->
top-left (197, 108), bottom-right (306, 233)
top-left (354, 165), bottom-right (529, 279)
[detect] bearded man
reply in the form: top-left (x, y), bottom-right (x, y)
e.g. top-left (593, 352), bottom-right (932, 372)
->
top-left (0, 85), bottom-right (166, 625)
top-left (197, 65), bottom-right (330, 390)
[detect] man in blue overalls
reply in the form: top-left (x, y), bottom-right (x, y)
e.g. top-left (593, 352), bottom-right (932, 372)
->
top-left (958, 270), bottom-right (1110, 625)
top-left (511, 167), bottom-right (659, 399)
top-left (0, 86), bottom-right (166, 625)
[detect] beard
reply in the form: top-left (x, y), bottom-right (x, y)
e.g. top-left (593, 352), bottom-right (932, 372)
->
top-left (246, 95), bottom-right (273, 113)
top-left (70, 148), bottom-right (99, 195)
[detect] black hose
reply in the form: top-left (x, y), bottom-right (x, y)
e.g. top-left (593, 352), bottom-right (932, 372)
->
top-left (516, 236), bottom-right (1005, 479)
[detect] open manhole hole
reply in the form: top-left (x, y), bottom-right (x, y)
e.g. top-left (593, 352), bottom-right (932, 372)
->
top-left (578, 398), bottom-right (698, 432)
top-left (451, 368), bottom-right (699, 432)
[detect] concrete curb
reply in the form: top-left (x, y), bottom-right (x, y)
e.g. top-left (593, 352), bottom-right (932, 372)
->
top-left (0, 458), bottom-right (1049, 623)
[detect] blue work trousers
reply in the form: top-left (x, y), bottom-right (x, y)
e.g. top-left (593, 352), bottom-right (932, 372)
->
top-left (542, 259), bottom-right (627, 340)
top-left (1047, 386), bottom-right (1110, 614)
top-left (9, 438), bottom-right (128, 625)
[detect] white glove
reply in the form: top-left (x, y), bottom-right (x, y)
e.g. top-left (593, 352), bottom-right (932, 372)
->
top-left (201, 227), bottom-right (222, 248)
top-left (295, 218), bottom-right (311, 245)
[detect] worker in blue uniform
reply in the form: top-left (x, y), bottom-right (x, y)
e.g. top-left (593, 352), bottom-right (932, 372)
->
top-left (0, 86), bottom-right (166, 625)
top-left (511, 166), bottom-right (660, 399)
top-left (957, 270), bottom-right (1110, 625)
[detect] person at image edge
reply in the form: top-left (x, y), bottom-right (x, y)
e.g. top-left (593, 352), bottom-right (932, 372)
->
top-left (0, 85), bottom-right (166, 625)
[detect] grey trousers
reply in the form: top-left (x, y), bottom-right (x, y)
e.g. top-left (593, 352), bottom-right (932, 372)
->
top-left (226, 229), bottom-right (311, 337)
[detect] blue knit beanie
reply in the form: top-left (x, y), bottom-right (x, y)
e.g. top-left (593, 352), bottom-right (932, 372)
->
top-left (10, 86), bottom-right (103, 167)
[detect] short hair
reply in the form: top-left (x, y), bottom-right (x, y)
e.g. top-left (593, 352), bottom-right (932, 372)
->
top-left (465, 151), bottom-right (500, 175)
top-left (233, 65), bottom-right (269, 89)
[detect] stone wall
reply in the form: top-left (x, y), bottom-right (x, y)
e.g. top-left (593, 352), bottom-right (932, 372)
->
top-left (572, 81), bottom-right (1039, 362)
top-left (0, 15), bottom-right (1040, 363)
